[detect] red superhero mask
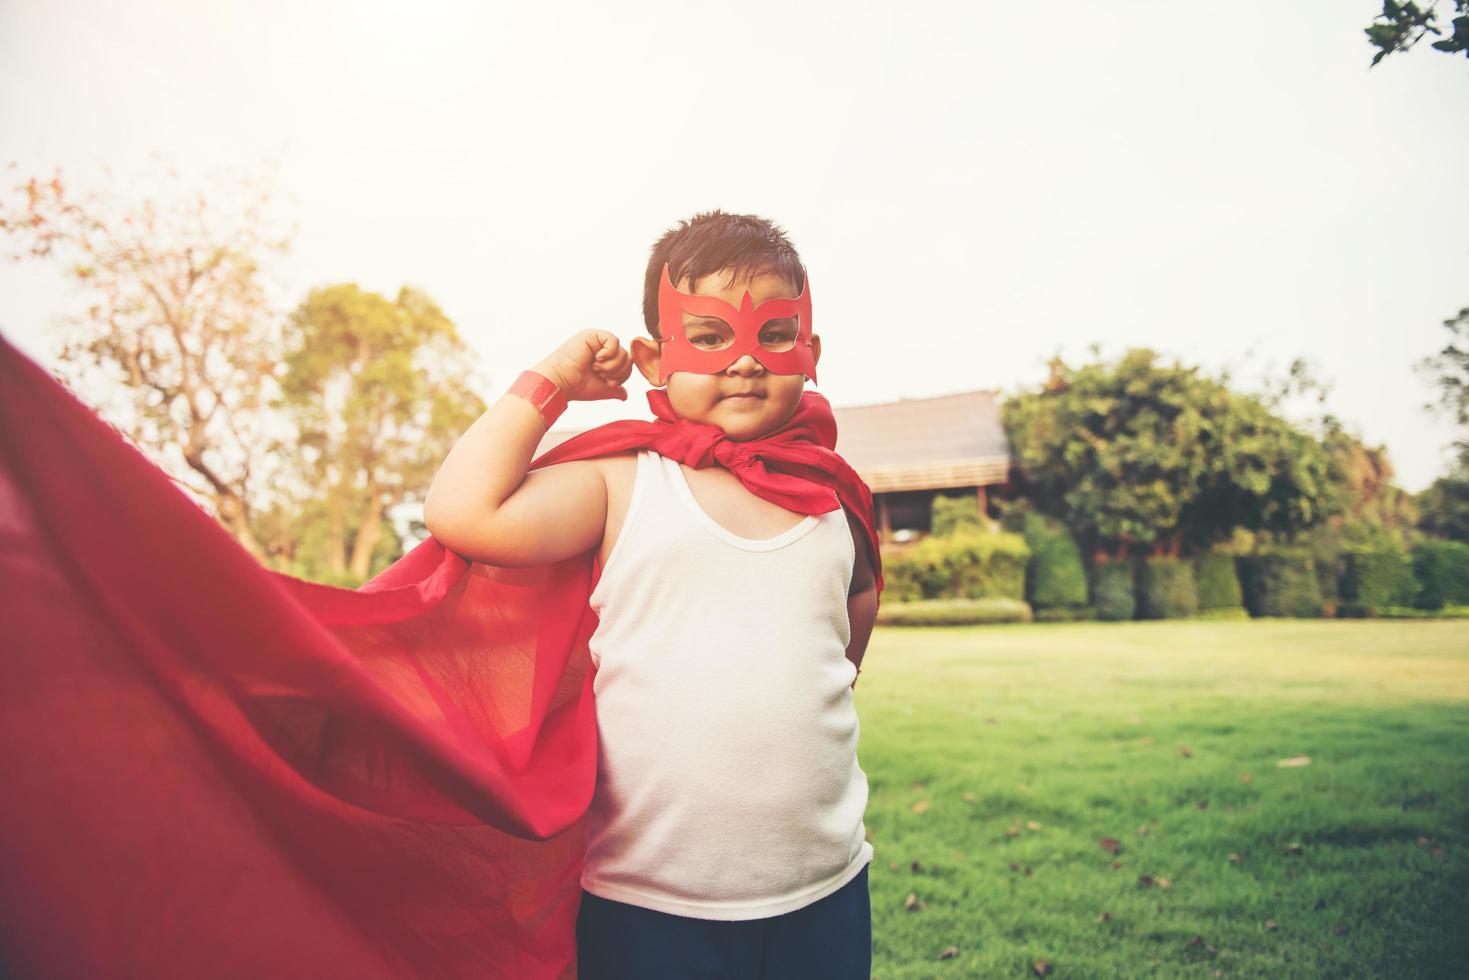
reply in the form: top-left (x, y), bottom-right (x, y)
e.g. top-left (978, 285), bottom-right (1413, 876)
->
top-left (656, 262), bottom-right (817, 384)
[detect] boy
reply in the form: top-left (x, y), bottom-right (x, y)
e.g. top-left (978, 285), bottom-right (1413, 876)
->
top-left (425, 211), bottom-right (880, 979)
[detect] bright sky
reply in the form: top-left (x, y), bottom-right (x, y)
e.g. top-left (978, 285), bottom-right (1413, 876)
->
top-left (2, 0), bottom-right (1465, 490)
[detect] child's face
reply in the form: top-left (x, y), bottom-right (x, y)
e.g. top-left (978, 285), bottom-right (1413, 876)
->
top-left (630, 267), bottom-right (822, 442)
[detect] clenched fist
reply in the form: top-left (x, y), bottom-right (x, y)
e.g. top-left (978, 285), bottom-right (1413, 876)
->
top-left (533, 330), bottom-right (634, 403)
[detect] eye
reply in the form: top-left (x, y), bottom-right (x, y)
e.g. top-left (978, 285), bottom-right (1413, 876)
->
top-left (759, 323), bottom-right (797, 352)
top-left (683, 317), bottom-right (733, 351)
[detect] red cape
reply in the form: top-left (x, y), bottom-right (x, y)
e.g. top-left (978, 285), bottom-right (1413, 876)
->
top-left (0, 333), bottom-right (882, 979)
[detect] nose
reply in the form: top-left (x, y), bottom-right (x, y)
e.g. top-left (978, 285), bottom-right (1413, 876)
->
top-left (725, 353), bottom-right (764, 375)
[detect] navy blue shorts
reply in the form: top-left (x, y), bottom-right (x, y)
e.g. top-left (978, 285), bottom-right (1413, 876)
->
top-left (575, 864), bottom-right (872, 979)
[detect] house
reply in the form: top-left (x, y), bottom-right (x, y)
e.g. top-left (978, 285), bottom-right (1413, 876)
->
top-left (830, 388), bottom-right (1012, 541)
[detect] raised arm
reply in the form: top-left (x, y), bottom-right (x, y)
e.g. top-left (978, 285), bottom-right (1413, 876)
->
top-left (423, 330), bottom-right (633, 567)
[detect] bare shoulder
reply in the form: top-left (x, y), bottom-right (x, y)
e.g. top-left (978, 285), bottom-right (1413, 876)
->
top-left (591, 450), bottom-right (640, 490)
top-left (589, 451), bottom-right (639, 513)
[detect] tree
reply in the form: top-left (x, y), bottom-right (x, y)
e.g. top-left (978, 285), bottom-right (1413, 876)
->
top-left (1417, 306), bottom-right (1469, 469)
top-left (1002, 348), bottom-right (1340, 561)
top-left (0, 165), bottom-right (291, 558)
top-left (272, 283), bottom-right (485, 584)
top-left (1415, 469), bottom-right (1469, 541)
top-left (1301, 422), bottom-right (1421, 600)
top-left (1412, 306), bottom-right (1469, 542)
top-left (1364, 5), bottom-right (1469, 506)
top-left (1365, 1), bottom-right (1469, 65)
top-left (1318, 420), bottom-right (1419, 544)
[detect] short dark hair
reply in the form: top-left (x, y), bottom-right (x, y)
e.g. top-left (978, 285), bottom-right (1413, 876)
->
top-left (642, 210), bottom-right (807, 339)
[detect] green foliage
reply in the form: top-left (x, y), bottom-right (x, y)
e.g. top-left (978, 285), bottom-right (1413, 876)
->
top-left (1193, 551), bottom-right (1244, 612)
top-left (266, 496), bottom-right (405, 587)
top-left (1091, 561), bottom-right (1137, 621)
top-left (1301, 421), bottom-right (1421, 610)
top-left (879, 557), bottom-right (922, 603)
top-left (1365, 1), bottom-right (1469, 65)
top-left (1416, 474), bottom-right (1469, 543)
top-left (992, 495), bottom-right (1032, 535)
top-left (1002, 349), bottom-right (1339, 560)
top-left (874, 597), bottom-right (1032, 627)
top-left (1409, 540), bottom-right (1469, 610)
top-left (1302, 515), bottom-right (1419, 608)
top-left (1021, 511), bottom-right (1088, 610)
top-left (1317, 423), bottom-right (1420, 549)
top-left (1237, 549), bottom-right (1325, 618)
top-left (1416, 307), bottom-right (1469, 476)
top-left (1312, 544), bottom-right (1343, 606)
top-left (1372, 604), bottom-right (1469, 619)
top-left (1338, 547), bottom-right (1417, 616)
top-left (930, 493), bottom-right (985, 537)
top-left (883, 531), bottom-right (1029, 602)
top-left (273, 283), bottom-right (485, 582)
top-left (1138, 557), bottom-right (1200, 619)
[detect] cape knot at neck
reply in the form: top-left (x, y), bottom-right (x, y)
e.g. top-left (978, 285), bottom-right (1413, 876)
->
top-left (718, 443), bottom-right (759, 468)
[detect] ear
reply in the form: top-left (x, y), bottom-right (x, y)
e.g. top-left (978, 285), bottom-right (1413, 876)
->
top-left (630, 335), bottom-right (664, 387)
top-left (809, 333), bottom-right (822, 381)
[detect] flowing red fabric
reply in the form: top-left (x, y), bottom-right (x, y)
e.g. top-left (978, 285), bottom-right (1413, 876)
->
top-left (0, 332), bottom-right (883, 980)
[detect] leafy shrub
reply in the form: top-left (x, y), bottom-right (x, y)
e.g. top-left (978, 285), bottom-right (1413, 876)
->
top-left (1193, 551), bottom-right (1244, 612)
top-left (1022, 512), bottom-right (1089, 610)
top-left (1409, 540), bottom-right (1469, 610)
top-left (930, 494), bottom-right (986, 537)
top-left (1091, 561), bottom-right (1136, 621)
top-left (1337, 546), bottom-right (1416, 616)
top-left (1374, 604), bottom-right (1469, 620)
top-left (1237, 549), bottom-right (1324, 618)
top-left (876, 597), bottom-right (1033, 626)
top-left (1138, 557), bottom-right (1200, 619)
top-left (1312, 545), bottom-right (1342, 606)
top-left (883, 530), bottom-right (1030, 601)
top-left (880, 554), bottom-right (923, 603)
top-left (992, 495), bottom-right (1032, 535)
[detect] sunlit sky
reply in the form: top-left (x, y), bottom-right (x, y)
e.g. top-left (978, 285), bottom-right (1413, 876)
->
top-left (2, 0), bottom-right (1466, 490)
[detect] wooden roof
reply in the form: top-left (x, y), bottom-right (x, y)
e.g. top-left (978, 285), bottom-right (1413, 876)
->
top-left (832, 389), bottom-right (1012, 492)
top-left (538, 387), bottom-right (1012, 493)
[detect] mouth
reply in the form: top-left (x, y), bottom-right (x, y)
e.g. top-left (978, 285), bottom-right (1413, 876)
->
top-left (720, 392), bottom-right (765, 401)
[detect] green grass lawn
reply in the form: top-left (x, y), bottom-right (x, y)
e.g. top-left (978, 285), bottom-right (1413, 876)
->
top-left (856, 619), bottom-right (1469, 979)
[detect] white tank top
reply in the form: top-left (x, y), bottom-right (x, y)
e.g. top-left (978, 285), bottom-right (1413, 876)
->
top-left (581, 449), bottom-right (873, 920)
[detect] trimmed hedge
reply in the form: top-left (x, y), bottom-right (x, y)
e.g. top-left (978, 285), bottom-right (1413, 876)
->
top-left (883, 530), bottom-right (1029, 602)
top-left (930, 494), bottom-right (985, 537)
top-left (1313, 548), bottom-right (1343, 607)
top-left (1091, 561), bottom-right (1137, 621)
top-left (1337, 546), bottom-right (1416, 616)
top-left (1409, 540), bottom-right (1469, 610)
top-left (1193, 551), bottom-right (1244, 612)
top-left (1237, 549), bottom-right (1324, 618)
top-left (1022, 513), bottom-right (1088, 611)
top-left (876, 597), bottom-right (1033, 626)
top-left (1138, 557), bottom-right (1200, 619)
top-left (1374, 604), bottom-right (1469, 620)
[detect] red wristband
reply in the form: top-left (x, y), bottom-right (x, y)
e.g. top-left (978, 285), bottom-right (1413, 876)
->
top-left (508, 370), bottom-right (569, 427)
